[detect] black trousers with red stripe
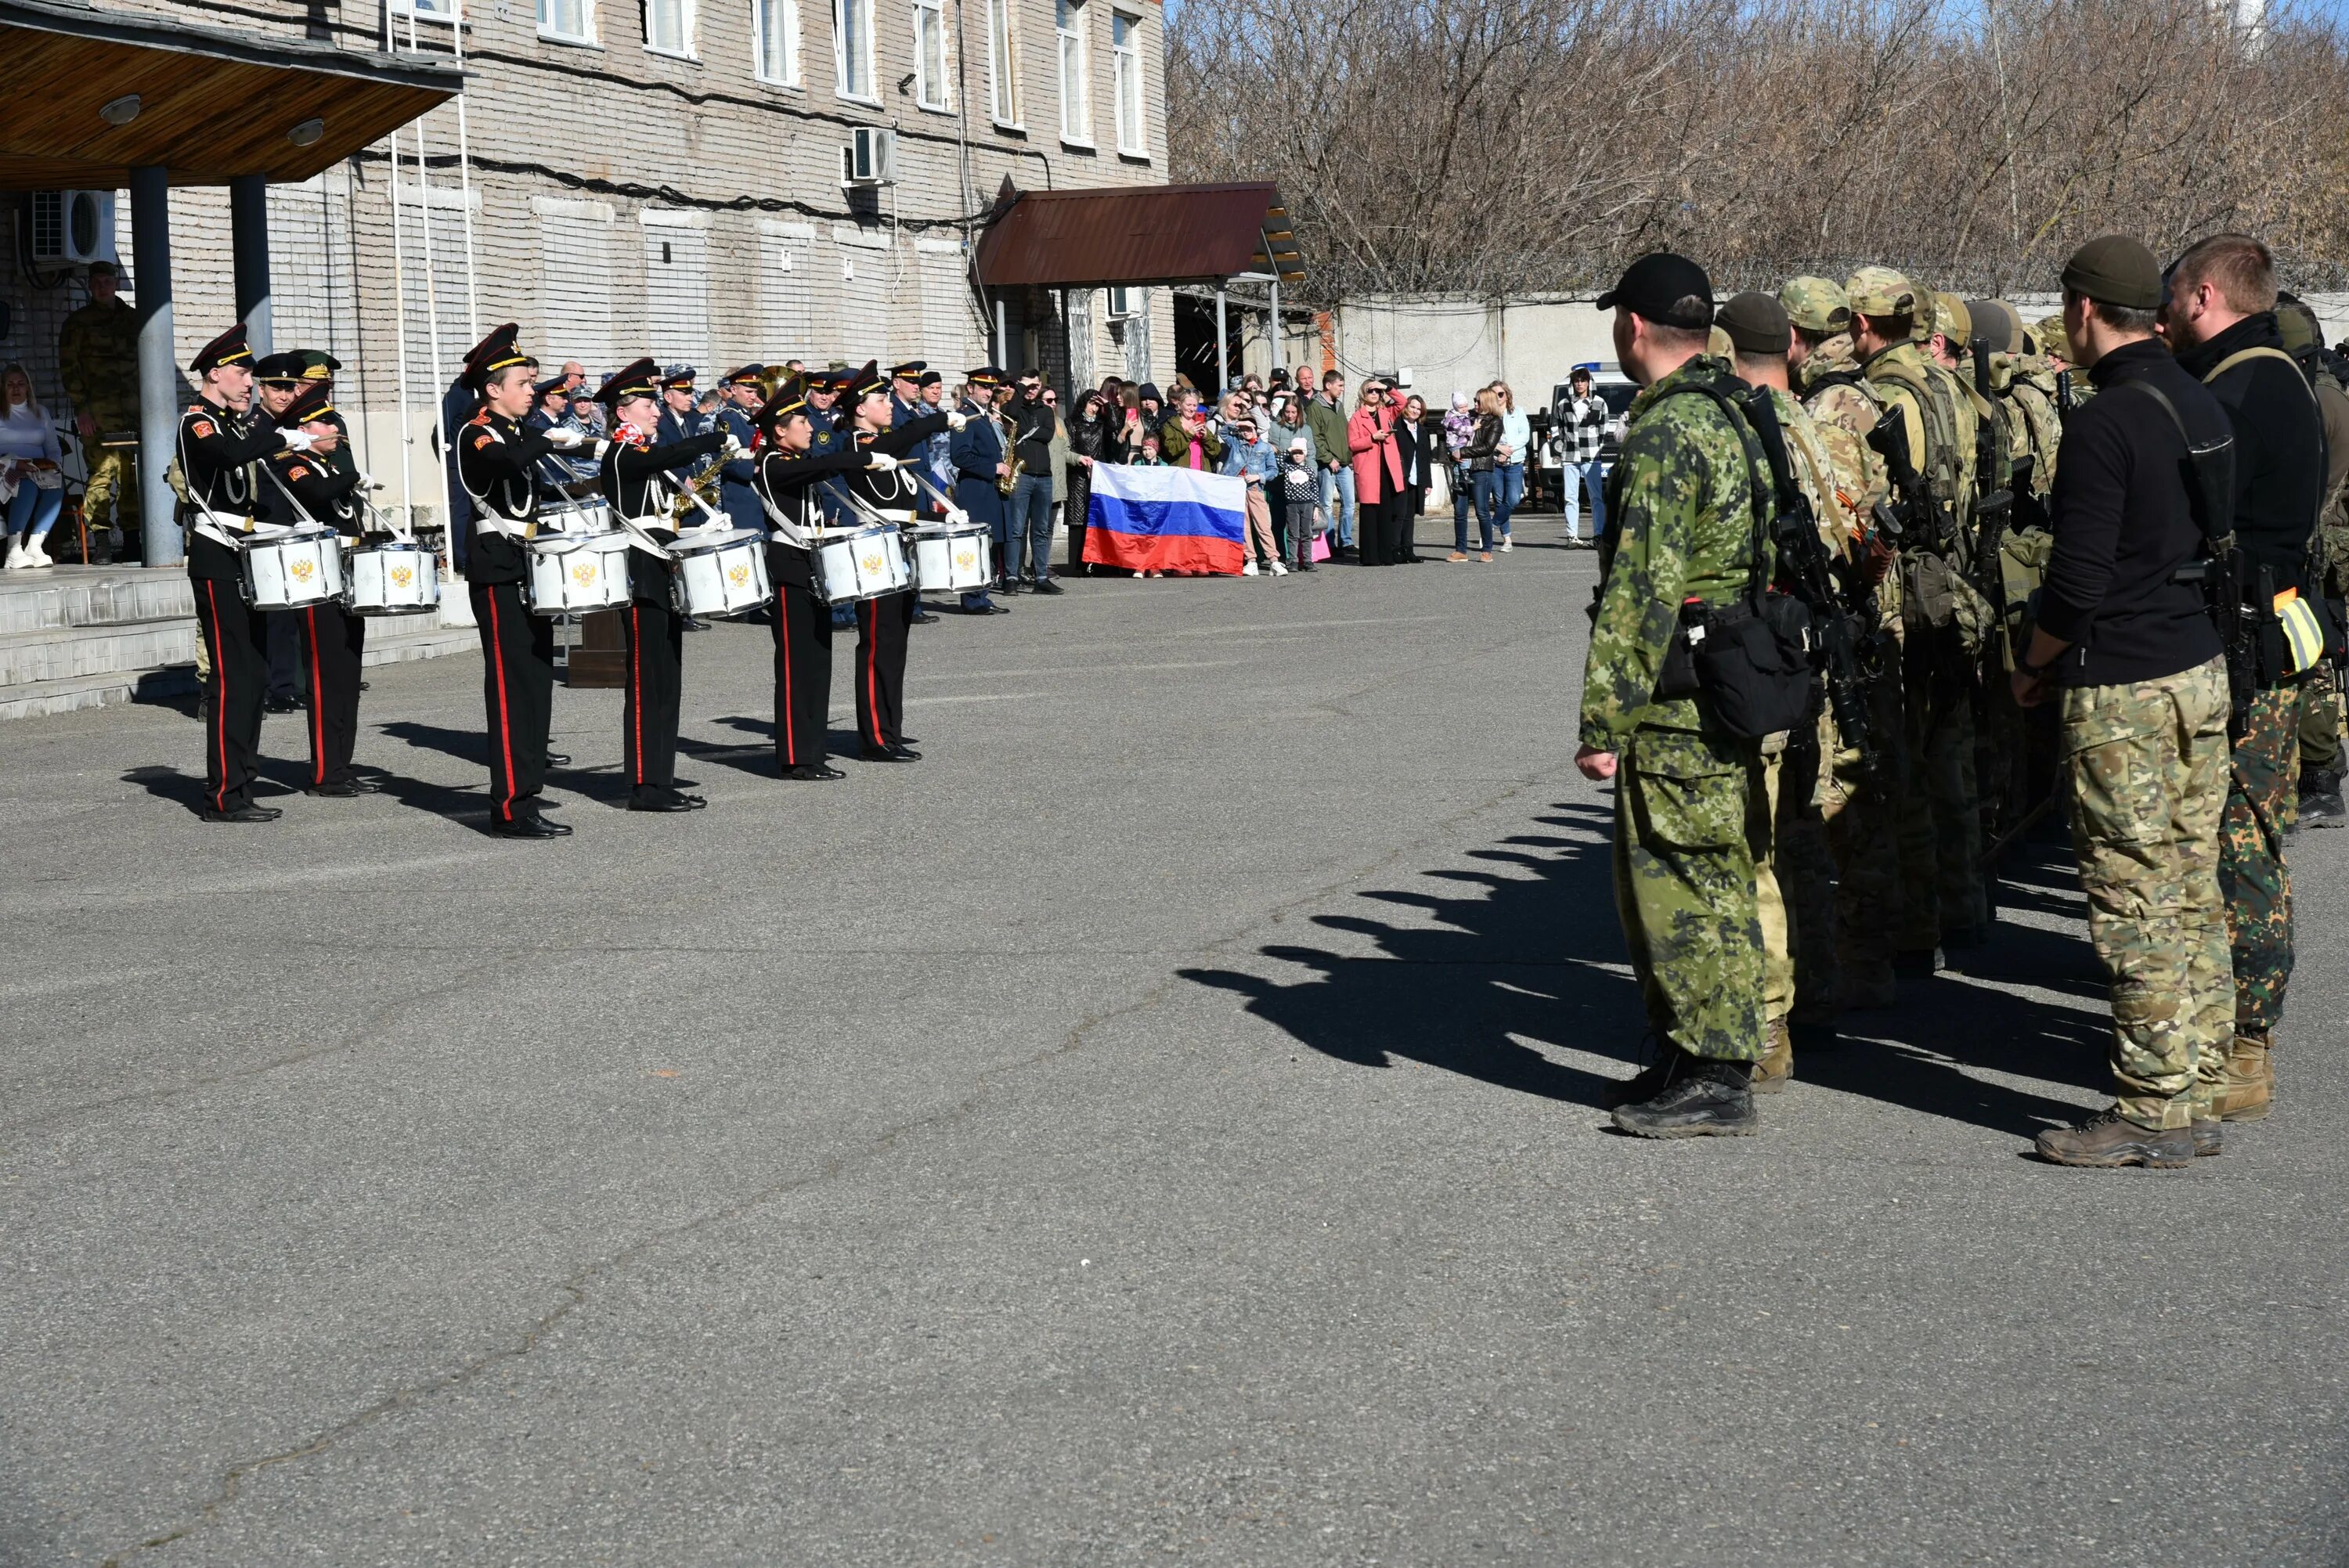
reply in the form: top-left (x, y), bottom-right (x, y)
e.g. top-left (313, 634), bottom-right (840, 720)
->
top-left (770, 568), bottom-right (834, 767)
top-left (298, 601), bottom-right (366, 788)
top-left (193, 572), bottom-right (269, 813)
top-left (621, 594), bottom-right (685, 802)
top-left (854, 590), bottom-right (912, 753)
top-left (469, 579), bottom-right (554, 827)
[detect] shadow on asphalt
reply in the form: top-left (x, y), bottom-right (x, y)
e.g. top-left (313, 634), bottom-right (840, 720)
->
top-left (1183, 803), bottom-right (2116, 1137)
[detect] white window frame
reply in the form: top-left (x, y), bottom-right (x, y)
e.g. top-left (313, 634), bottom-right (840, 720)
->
top-left (536, 0), bottom-right (598, 42)
top-left (753, 0), bottom-right (801, 85)
top-left (911, 0), bottom-right (951, 112)
top-left (642, 0), bottom-right (695, 56)
top-left (987, 0), bottom-right (1023, 129)
top-left (1055, 0), bottom-right (1092, 146)
top-left (389, 0), bottom-right (457, 21)
top-left (833, 0), bottom-right (877, 103)
top-left (1111, 7), bottom-right (1146, 157)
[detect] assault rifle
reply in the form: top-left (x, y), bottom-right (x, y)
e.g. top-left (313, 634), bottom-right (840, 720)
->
top-left (1970, 338), bottom-right (2015, 629)
top-left (2055, 369), bottom-right (2076, 414)
top-left (1741, 386), bottom-right (1876, 765)
top-left (1866, 411), bottom-right (1952, 557)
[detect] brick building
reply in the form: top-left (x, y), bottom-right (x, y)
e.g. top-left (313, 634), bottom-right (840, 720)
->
top-left (0, 0), bottom-right (1173, 514)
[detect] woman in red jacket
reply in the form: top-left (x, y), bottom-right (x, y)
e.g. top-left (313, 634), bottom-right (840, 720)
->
top-left (1347, 379), bottom-right (1405, 566)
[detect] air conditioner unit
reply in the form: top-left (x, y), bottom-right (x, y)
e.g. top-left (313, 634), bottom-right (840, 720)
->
top-left (1106, 287), bottom-right (1141, 319)
top-left (841, 127), bottom-right (897, 186)
top-left (31, 190), bottom-right (117, 266)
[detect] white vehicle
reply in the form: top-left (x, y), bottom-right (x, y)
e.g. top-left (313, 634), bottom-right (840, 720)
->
top-left (1532, 364), bottom-right (1636, 514)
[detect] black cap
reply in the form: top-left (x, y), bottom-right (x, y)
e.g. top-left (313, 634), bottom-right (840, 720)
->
top-left (280, 381), bottom-right (337, 427)
top-left (1716, 291), bottom-right (1791, 356)
top-left (967, 366), bottom-right (1006, 387)
top-left (190, 323), bottom-right (254, 373)
top-left (1595, 252), bottom-right (1714, 330)
top-left (918, 369), bottom-right (944, 388)
top-left (847, 359), bottom-right (888, 401)
top-left (2064, 236), bottom-right (2163, 311)
top-left (534, 374), bottom-right (570, 399)
top-left (596, 357), bottom-right (662, 406)
top-left (461, 323), bottom-right (529, 390)
top-left (889, 360), bottom-right (926, 380)
top-left (756, 374), bottom-right (812, 432)
top-left (720, 363), bottom-right (765, 387)
top-left (661, 365), bottom-right (697, 390)
top-left (253, 351), bottom-right (307, 385)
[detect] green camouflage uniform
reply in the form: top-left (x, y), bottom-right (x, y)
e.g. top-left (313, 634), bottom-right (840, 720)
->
top-left (2291, 341), bottom-right (2349, 775)
top-left (2064, 658), bottom-right (2234, 1129)
top-left (1582, 355), bottom-right (1773, 1063)
top-left (1851, 267), bottom-right (1989, 947)
top-left (2221, 688), bottom-right (2299, 1037)
top-left (56, 294), bottom-right (143, 532)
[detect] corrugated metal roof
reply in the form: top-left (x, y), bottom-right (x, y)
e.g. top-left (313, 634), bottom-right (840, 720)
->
top-left (974, 182), bottom-right (1304, 290)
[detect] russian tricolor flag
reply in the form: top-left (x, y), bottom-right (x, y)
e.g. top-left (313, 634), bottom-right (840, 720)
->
top-left (1082, 465), bottom-right (1248, 575)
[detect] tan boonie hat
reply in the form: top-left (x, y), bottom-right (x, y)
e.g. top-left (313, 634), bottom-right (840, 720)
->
top-left (1845, 266), bottom-right (1919, 319)
top-left (1780, 276), bottom-right (1851, 334)
top-left (2035, 315), bottom-right (2072, 362)
top-left (1934, 293), bottom-right (1972, 344)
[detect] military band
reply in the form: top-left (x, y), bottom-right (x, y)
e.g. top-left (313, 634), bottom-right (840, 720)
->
top-left (262, 380), bottom-right (371, 796)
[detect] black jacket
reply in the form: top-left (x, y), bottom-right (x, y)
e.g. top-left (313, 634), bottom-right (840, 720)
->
top-left (2040, 338), bottom-right (2228, 687)
top-left (2174, 312), bottom-right (2327, 601)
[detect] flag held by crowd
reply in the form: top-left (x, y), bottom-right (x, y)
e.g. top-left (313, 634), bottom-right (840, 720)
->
top-left (1082, 465), bottom-right (1247, 575)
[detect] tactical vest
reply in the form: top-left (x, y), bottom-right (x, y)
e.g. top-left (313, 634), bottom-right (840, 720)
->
top-left (1865, 351), bottom-right (1968, 521)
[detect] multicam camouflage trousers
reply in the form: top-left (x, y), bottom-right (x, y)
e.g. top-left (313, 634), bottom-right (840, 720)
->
top-left (81, 443), bottom-right (139, 530)
top-left (1900, 651), bottom-right (1989, 947)
top-left (2222, 683), bottom-right (2301, 1039)
top-left (2062, 656), bottom-right (2231, 1130)
top-left (1615, 726), bottom-right (1768, 1063)
top-left (1823, 652), bottom-right (1907, 993)
top-left (1760, 714), bottom-right (1859, 1024)
top-left (2294, 660), bottom-right (2338, 773)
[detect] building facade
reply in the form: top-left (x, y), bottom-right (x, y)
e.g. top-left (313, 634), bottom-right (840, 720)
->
top-left (0, 0), bottom-right (1171, 512)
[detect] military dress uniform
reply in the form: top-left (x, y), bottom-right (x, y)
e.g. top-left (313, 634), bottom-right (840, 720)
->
top-left (178, 325), bottom-right (299, 821)
top-left (888, 362), bottom-right (944, 625)
top-left (949, 368), bottom-right (1010, 612)
top-left (841, 362), bottom-right (950, 759)
top-left (251, 354), bottom-right (318, 711)
top-left (596, 358), bottom-right (729, 810)
top-left (261, 380), bottom-right (371, 795)
top-left (749, 375), bottom-right (875, 780)
top-left (454, 324), bottom-right (571, 838)
top-left (713, 364), bottom-right (767, 538)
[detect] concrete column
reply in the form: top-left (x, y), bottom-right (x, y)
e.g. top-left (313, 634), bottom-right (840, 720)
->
top-left (129, 165), bottom-right (181, 568)
top-left (1214, 285), bottom-right (1228, 398)
top-left (994, 295), bottom-right (1008, 369)
top-left (229, 175), bottom-right (272, 358)
top-left (1269, 279), bottom-right (1282, 373)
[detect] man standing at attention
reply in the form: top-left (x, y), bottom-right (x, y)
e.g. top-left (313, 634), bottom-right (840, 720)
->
top-left (58, 260), bottom-right (140, 562)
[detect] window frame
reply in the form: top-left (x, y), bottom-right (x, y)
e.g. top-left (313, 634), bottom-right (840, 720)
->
top-left (537, 0), bottom-right (600, 44)
top-left (987, 0), bottom-right (1023, 130)
top-left (910, 0), bottom-right (951, 112)
top-left (641, 0), bottom-right (696, 57)
top-left (388, 0), bottom-right (459, 23)
top-left (1111, 6), bottom-right (1146, 157)
top-left (1055, 0), bottom-right (1092, 147)
top-left (833, 0), bottom-right (879, 104)
top-left (752, 0), bottom-right (801, 85)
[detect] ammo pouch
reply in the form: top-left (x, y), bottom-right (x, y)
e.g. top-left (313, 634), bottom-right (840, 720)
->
top-left (1901, 548), bottom-right (1994, 655)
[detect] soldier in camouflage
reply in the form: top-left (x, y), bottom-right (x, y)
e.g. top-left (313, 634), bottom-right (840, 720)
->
top-left (56, 261), bottom-right (141, 562)
top-left (1848, 267), bottom-right (1992, 967)
top-left (1575, 254), bottom-right (1772, 1139)
top-left (2276, 297), bottom-right (2349, 827)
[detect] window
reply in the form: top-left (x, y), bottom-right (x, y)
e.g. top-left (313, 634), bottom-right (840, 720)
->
top-left (1112, 9), bottom-right (1146, 155)
top-left (389, 0), bottom-right (456, 20)
top-left (987, 0), bottom-right (1022, 126)
top-left (539, 0), bottom-right (596, 39)
top-left (754, 0), bottom-right (799, 84)
top-left (643, 0), bottom-right (693, 53)
top-left (1055, 0), bottom-right (1091, 144)
top-left (834, 0), bottom-right (875, 99)
top-left (911, 0), bottom-right (949, 110)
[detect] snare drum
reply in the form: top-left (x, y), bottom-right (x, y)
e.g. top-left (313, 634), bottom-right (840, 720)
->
top-left (806, 524), bottom-right (911, 606)
top-left (670, 526), bottom-right (774, 619)
top-left (345, 539), bottom-right (442, 617)
top-left (240, 528), bottom-right (345, 610)
top-left (905, 521), bottom-right (994, 596)
top-left (524, 526), bottom-right (633, 615)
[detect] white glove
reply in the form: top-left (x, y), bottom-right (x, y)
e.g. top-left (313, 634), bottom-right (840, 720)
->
top-left (590, 439), bottom-right (612, 460)
top-left (945, 507), bottom-right (972, 528)
top-left (279, 427), bottom-right (316, 452)
top-left (544, 426), bottom-right (586, 450)
top-left (361, 473), bottom-right (385, 491)
top-left (720, 434), bottom-right (748, 460)
top-left (865, 451), bottom-right (900, 470)
top-left (945, 410), bottom-right (970, 431)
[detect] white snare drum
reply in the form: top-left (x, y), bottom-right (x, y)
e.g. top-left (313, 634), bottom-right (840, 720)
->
top-left (670, 526), bottom-right (774, 619)
top-left (905, 522), bottom-right (994, 595)
top-left (524, 526), bottom-right (633, 615)
top-left (345, 539), bottom-right (442, 616)
top-left (807, 524), bottom-right (911, 606)
top-left (240, 528), bottom-right (345, 610)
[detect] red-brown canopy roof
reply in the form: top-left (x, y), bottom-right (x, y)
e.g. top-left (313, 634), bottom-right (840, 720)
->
top-left (974, 182), bottom-right (1303, 290)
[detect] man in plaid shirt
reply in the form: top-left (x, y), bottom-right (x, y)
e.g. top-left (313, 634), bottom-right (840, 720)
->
top-left (1561, 366), bottom-right (1614, 548)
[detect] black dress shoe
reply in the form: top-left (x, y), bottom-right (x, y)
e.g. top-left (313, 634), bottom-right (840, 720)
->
top-left (200, 803), bottom-right (282, 824)
top-left (683, 616), bottom-right (710, 632)
top-left (911, 608), bottom-right (940, 624)
top-left (496, 814), bottom-right (572, 838)
top-left (546, 752), bottom-right (572, 769)
top-left (861, 744), bottom-right (922, 762)
top-left (1030, 577), bottom-right (1064, 596)
top-left (305, 781), bottom-right (362, 798)
top-left (997, 579), bottom-right (1023, 594)
top-left (785, 762), bottom-right (846, 781)
top-left (627, 791), bottom-right (709, 812)
top-left (263, 694), bottom-right (302, 715)
top-left (979, 602), bottom-right (1010, 615)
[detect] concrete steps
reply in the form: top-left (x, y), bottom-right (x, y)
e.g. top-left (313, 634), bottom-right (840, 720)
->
top-left (0, 564), bottom-right (478, 722)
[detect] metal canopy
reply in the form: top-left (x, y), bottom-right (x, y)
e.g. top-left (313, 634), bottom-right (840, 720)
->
top-left (974, 182), bottom-right (1305, 290)
top-left (0, 0), bottom-right (462, 189)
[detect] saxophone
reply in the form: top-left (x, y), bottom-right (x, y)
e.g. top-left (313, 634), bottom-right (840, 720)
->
top-left (997, 402), bottom-right (1019, 496)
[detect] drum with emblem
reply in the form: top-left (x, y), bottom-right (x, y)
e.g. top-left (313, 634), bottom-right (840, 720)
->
top-left (669, 526), bottom-right (774, 619)
top-left (345, 539), bottom-right (442, 616)
top-left (904, 520), bottom-right (994, 595)
top-left (524, 521), bottom-right (632, 615)
top-left (239, 527), bottom-right (345, 610)
top-left (806, 524), bottom-right (911, 606)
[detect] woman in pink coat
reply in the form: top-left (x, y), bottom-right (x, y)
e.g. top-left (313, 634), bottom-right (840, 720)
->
top-left (1347, 378), bottom-right (1405, 565)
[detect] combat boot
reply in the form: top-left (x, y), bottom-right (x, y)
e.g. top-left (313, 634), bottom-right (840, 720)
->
top-left (1893, 945), bottom-right (1944, 979)
top-left (2033, 1108), bottom-right (2194, 1169)
top-left (1837, 967), bottom-right (1899, 1010)
top-left (1611, 1057), bottom-right (1758, 1139)
top-left (1602, 1043), bottom-right (1690, 1110)
top-left (2298, 769), bottom-right (2345, 830)
top-left (1752, 1018), bottom-right (1794, 1094)
top-left (2212, 1032), bottom-right (2274, 1122)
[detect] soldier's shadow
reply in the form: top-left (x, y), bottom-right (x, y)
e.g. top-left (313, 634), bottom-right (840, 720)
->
top-left (1182, 799), bottom-right (2109, 1138)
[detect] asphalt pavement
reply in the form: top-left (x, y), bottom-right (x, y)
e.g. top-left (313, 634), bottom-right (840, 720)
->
top-left (3, 520), bottom-right (2345, 1566)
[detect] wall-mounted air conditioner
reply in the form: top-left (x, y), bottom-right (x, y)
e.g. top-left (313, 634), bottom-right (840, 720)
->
top-left (841, 128), bottom-right (897, 186)
top-left (31, 190), bottom-right (117, 265)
